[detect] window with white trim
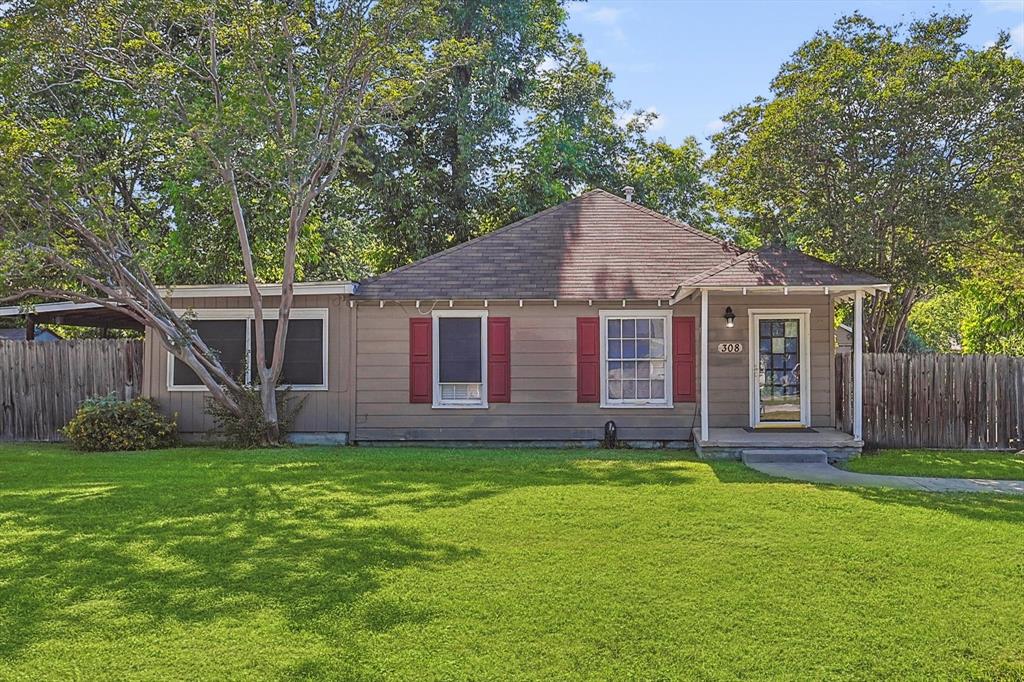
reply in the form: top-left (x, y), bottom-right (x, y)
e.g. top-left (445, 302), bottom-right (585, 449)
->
top-left (168, 309), bottom-right (328, 390)
top-left (433, 310), bottom-right (487, 407)
top-left (601, 311), bottom-right (672, 407)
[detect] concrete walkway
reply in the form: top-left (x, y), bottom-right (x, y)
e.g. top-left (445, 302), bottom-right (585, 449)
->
top-left (747, 462), bottom-right (1024, 495)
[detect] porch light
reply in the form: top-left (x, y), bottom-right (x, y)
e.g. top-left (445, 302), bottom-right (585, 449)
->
top-left (724, 306), bottom-right (736, 328)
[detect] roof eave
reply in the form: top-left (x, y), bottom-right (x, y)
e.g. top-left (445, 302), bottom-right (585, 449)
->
top-left (669, 282), bottom-right (891, 305)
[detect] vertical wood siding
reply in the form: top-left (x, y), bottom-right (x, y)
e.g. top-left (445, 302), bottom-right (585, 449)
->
top-left (0, 339), bottom-right (143, 441)
top-left (837, 352), bottom-right (1024, 450)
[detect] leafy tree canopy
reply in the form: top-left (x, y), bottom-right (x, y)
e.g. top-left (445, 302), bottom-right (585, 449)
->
top-left (710, 13), bottom-right (1024, 351)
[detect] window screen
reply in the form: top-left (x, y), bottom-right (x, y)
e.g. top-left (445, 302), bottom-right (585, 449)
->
top-left (172, 319), bottom-right (248, 386)
top-left (438, 317), bottom-right (482, 383)
top-left (251, 318), bottom-right (325, 386)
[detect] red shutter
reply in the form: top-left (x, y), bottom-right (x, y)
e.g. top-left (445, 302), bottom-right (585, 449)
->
top-left (409, 318), bottom-right (432, 403)
top-left (577, 317), bottom-right (600, 403)
top-left (487, 317), bottom-right (511, 403)
top-left (673, 316), bottom-right (696, 402)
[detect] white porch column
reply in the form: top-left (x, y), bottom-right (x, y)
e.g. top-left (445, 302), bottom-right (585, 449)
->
top-left (853, 290), bottom-right (864, 441)
top-left (700, 288), bottom-right (709, 442)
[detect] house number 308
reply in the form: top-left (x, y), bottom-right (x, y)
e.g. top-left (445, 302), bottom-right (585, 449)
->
top-left (718, 342), bottom-right (743, 353)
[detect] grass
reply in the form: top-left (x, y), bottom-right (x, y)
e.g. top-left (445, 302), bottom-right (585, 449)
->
top-left (844, 448), bottom-right (1024, 481)
top-left (1, 444), bottom-right (1023, 680)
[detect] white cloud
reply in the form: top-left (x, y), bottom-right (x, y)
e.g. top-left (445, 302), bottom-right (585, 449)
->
top-left (536, 56), bottom-right (559, 73)
top-left (981, 0), bottom-right (1024, 12)
top-left (647, 108), bottom-right (666, 133)
top-left (704, 118), bottom-right (726, 136)
top-left (989, 23), bottom-right (1024, 56)
top-left (617, 106), bottom-right (665, 134)
top-left (568, 2), bottom-right (627, 43)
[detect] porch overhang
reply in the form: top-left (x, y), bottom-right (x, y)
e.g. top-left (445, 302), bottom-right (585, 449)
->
top-left (669, 283), bottom-right (891, 306)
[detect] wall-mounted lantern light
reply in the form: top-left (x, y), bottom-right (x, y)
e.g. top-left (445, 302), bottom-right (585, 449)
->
top-left (724, 306), bottom-right (735, 328)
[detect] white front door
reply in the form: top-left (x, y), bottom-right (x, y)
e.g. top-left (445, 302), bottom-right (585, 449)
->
top-left (749, 310), bottom-right (810, 427)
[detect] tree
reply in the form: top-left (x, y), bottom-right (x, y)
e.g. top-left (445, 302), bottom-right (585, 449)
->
top-left (910, 240), bottom-right (1024, 355)
top-left (625, 137), bottom-right (712, 230)
top-left (491, 37), bottom-right (708, 230)
top-left (351, 0), bottom-right (567, 270)
top-left (709, 14), bottom-right (1024, 351)
top-left (0, 0), bottom-right (434, 442)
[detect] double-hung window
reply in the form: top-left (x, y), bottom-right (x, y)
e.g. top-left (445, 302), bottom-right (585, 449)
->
top-left (600, 310), bottom-right (672, 407)
top-left (168, 309), bottom-right (328, 390)
top-left (433, 310), bottom-right (488, 408)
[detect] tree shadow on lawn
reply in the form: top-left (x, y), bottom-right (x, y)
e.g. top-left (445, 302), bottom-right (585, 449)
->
top-left (0, 447), bottom-right (699, 661)
top-left (706, 460), bottom-right (1024, 524)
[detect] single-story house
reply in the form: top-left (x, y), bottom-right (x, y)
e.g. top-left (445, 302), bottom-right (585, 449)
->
top-left (143, 189), bottom-right (887, 455)
top-left (2, 189), bottom-right (888, 456)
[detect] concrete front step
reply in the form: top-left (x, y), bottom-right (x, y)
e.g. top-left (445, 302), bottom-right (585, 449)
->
top-left (741, 448), bottom-right (828, 464)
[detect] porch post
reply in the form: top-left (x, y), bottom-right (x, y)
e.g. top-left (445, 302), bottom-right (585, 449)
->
top-left (700, 288), bottom-right (709, 442)
top-left (853, 290), bottom-right (864, 440)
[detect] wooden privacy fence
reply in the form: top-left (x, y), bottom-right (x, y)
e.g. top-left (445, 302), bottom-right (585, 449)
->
top-left (836, 352), bottom-right (1024, 450)
top-left (0, 339), bottom-right (144, 442)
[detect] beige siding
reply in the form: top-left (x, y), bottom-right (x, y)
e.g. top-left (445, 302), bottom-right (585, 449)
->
top-left (355, 302), bottom-right (696, 443)
top-left (353, 295), bottom-right (836, 442)
top-left (705, 293), bottom-right (834, 428)
top-left (143, 294), bottom-right (352, 435)
top-left (142, 291), bottom-right (837, 442)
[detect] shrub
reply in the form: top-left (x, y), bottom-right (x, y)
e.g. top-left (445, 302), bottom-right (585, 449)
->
top-left (205, 385), bottom-right (306, 447)
top-left (63, 395), bottom-right (178, 451)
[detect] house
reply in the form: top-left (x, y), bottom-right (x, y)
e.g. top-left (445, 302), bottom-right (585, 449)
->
top-left (5, 190), bottom-right (888, 456)
top-left (137, 189), bottom-right (888, 455)
top-left (836, 323), bottom-right (853, 353)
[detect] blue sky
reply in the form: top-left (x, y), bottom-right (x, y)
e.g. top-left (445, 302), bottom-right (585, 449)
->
top-left (565, 0), bottom-right (1024, 148)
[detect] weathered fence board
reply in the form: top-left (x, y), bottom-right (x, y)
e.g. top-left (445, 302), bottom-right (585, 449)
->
top-left (836, 352), bottom-right (1024, 450)
top-left (0, 340), bottom-right (143, 442)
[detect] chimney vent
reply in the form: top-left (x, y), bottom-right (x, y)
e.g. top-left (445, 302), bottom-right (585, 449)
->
top-left (622, 186), bottom-right (635, 203)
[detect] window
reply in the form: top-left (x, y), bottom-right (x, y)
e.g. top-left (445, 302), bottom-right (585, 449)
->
top-left (433, 311), bottom-right (487, 407)
top-left (251, 318), bottom-right (326, 387)
top-left (600, 311), bottom-right (672, 407)
top-left (170, 319), bottom-right (248, 386)
top-left (168, 309), bottom-right (328, 390)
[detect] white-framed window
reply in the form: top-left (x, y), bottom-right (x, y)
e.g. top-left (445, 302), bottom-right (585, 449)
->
top-left (599, 310), bottom-right (673, 408)
top-left (167, 308), bottom-right (329, 391)
top-left (432, 309), bottom-right (488, 408)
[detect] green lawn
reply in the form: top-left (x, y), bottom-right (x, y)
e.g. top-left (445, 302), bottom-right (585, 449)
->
top-left (844, 448), bottom-right (1024, 480)
top-left (2, 445), bottom-right (1023, 680)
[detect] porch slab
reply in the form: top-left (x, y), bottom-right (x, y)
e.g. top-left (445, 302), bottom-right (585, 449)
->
top-left (694, 427), bottom-right (863, 461)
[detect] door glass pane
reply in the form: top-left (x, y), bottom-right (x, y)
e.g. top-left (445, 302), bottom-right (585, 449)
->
top-left (758, 317), bottom-right (801, 423)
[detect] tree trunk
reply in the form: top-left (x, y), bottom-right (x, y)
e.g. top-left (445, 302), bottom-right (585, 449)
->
top-left (260, 375), bottom-right (281, 445)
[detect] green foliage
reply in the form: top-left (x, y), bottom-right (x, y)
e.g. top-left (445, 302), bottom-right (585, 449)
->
top-left (909, 241), bottom-right (1024, 355)
top-left (625, 137), bottom-right (713, 232)
top-left (205, 386), bottom-right (306, 448)
top-left (710, 13), bottom-right (1024, 351)
top-left (62, 396), bottom-right (177, 451)
top-left (0, 0), bottom-right (434, 293)
top-left (353, 0), bottom-right (568, 269)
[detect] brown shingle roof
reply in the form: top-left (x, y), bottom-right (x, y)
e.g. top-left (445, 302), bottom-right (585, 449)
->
top-left (356, 190), bottom-right (741, 300)
top-left (356, 191), bottom-right (887, 300)
top-left (679, 246), bottom-right (887, 288)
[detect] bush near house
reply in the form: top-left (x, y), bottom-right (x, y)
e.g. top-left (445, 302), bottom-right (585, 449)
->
top-left (62, 396), bottom-right (177, 451)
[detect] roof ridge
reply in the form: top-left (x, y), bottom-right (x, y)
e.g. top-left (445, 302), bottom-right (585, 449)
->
top-left (679, 250), bottom-right (758, 287)
top-left (359, 191), bottom-right (603, 286)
